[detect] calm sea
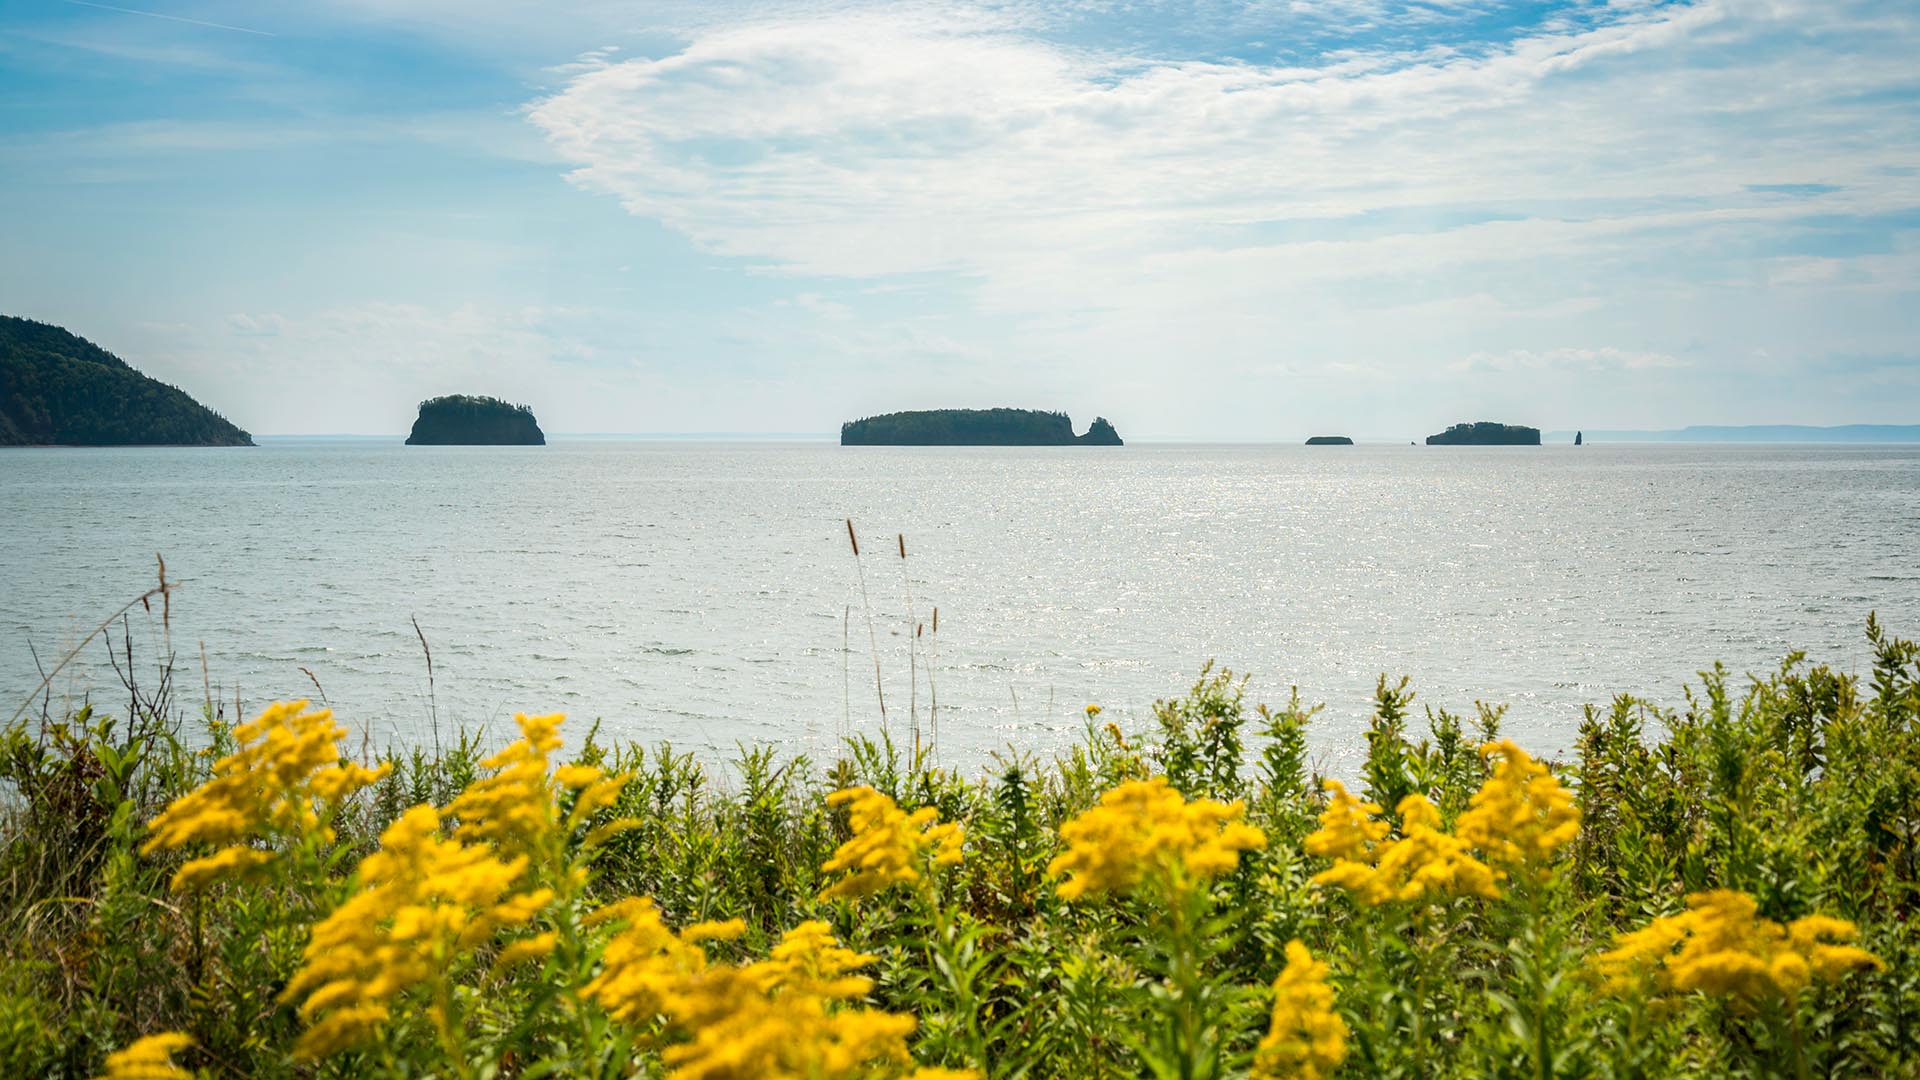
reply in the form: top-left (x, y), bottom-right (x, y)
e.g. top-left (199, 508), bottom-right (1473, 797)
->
top-left (4, 439), bottom-right (1917, 775)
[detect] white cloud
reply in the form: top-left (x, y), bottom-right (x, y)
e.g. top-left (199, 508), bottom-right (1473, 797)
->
top-left (526, 0), bottom-right (1914, 290)
top-left (509, 0), bottom-right (1919, 432)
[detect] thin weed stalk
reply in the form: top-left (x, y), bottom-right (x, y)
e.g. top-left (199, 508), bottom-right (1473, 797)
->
top-left (847, 519), bottom-right (888, 732)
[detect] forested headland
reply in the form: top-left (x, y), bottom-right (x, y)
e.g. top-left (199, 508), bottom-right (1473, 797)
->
top-left (0, 316), bottom-right (252, 447)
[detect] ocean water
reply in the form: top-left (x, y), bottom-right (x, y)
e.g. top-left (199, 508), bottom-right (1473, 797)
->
top-left (4, 439), bottom-right (1917, 776)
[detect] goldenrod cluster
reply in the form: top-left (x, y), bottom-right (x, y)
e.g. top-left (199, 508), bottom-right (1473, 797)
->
top-left (1593, 889), bottom-right (1884, 1002)
top-left (279, 804), bottom-right (553, 1058)
top-left (142, 699), bottom-right (388, 891)
top-left (1252, 941), bottom-right (1349, 1080)
top-left (1455, 740), bottom-right (1580, 876)
top-left (1302, 780), bottom-right (1389, 864)
top-left (580, 896), bottom-right (747, 1027)
top-left (92, 1032), bottom-right (193, 1080)
top-left (667, 920), bottom-right (914, 1080)
top-left (1048, 777), bottom-right (1267, 900)
top-left (586, 902), bottom-right (954, 1080)
top-left (819, 786), bottom-right (963, 900)
top-left (1306, 783), bottom-right (1497, 906)
top-left (448, 712), bottom-right (630, 861)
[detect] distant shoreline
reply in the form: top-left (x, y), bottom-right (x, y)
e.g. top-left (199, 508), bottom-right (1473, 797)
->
top-left (1547, 424), bottom-right (1920, 443)
top-left (212, 431), bottom-right (1920, 444)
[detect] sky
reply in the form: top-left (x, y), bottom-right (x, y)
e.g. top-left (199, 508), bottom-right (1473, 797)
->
top-left (1, 0), bottom-right (1916, 438)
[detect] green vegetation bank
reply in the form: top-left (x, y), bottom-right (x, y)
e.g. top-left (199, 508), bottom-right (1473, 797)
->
top-left (405, 395), bottom-right (545, 445)
top-left (4, 616), bottom-right (1917, 1079)
top-left (842, 408), bottom-right (1122, 446)
top-left (0, 316), bottom-right (252, 447)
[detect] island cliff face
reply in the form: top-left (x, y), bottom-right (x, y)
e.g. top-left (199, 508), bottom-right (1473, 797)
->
top-left (841, 408), bottom-right (1123, 446)
top-left (1426, 421), bottom-right (1541, 446)
top-left (406, 395), bottom-right (545, 445)
top-left (0, 316), bottom-right (252, 446)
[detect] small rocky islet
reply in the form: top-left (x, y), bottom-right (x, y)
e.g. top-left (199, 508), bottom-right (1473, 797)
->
top-left (405, 395), bottom-right (545, 445)
top-left (1426, 421), bottom-right (1541, 446)
top-left (841, 408), bottom-right (1122, 446)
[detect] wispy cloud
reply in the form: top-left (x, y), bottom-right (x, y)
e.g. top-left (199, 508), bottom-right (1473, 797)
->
top-left (508, 0), bottom-right (1919, 431)
top-left (526, 0), bottom-right (1914, 289)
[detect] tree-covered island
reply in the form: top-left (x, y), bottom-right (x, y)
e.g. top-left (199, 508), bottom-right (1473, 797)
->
top-left (1305, 435), bottom-right (1353, 445)
top-left (1426, 421), bottom-right (1542, 445)
top-left (841, 408), bottom-right (1123, 446)
top-left (405, 395), bottom-right (545, 445)
top-left (0, 315), bottom-right (252, 446)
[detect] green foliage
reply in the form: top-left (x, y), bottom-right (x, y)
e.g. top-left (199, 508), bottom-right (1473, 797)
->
top-left (3, 622), bottom-right (1918, 1077)
top-left (1152, 663), bottom-right (1251, 801)
top-left (0, 315), bottom-right (253, 446)
top-left (840, 408), bottom-right (1122, 446)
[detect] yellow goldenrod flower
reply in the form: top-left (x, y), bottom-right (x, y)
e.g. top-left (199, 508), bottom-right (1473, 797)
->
top-left (1303, 780), bottom-right (1388, 864)
top-left (493, 930), bottom-right (559, 971)
top-left (553, 763), bottom-right (602, 789)
top-left (1455, 740), bottom-right (1580, 877)
top-left (758, 919), bottom-right (882, 1000)
top-left (279, 804), bottom-right (547, 1059)
top-left (1307, 792), bottom-right (1498, 907)
top-left (1365, 796), bottom-right (1500, 905)
top-left (1789, 915), bottom-right (1885, 981)
top-left (663, 920), bottom-right (916, 1080)
top-left (581, 896), bottom-right (744, 1026)
top-left (1048, 776), bottom-right (1266, 901)
top-left (167, 845), bottom-right (274, 893)
top-left (1085, 704), bottom-right (1102, 717)
top-left (448, 712), bottom-right (566, 859)
top-left (1592, 889), bottom-right (1884, 1003)
top-left (448, 711), bottom-right (634, 859)
top-left (93, 1032), bottom-right (193, 1080)
top-left (143, 699), bottom-right (389, 891)
top-left (587, 903), bottom-right (924, 1080)
top-left (1252, 941), bottom-right (1348, 1080)
top-left (819, 786), bottom-right (964, 900)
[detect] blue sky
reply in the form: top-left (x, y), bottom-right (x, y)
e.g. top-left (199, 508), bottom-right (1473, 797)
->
top-left (1, 0), bottom-right (1915, 437)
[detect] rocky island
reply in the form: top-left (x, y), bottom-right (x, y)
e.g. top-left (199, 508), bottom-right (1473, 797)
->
top-left (1305, 435), bottom-right (1353, 445)
top-left (0, 315), bottom-right (252, 446)
top-left (1426, 421), bottom-right (1541, 446)
top-left (406, 395), bottom-right (545, 445)
top-left (841, 408), bottom-right (1122, 446)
